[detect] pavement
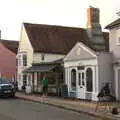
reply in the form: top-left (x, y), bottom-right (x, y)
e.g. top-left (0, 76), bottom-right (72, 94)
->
top-left (15, 92), bottom-right (120, 120)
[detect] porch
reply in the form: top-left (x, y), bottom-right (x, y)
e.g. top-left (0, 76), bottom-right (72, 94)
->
top-left (22, 62), bottom-right (64, 95)
top-left (65, 65), bottom-right (97, 101)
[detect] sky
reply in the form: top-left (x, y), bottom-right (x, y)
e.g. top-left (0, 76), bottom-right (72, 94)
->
top-left (0, 0), bottom-right (120, 41)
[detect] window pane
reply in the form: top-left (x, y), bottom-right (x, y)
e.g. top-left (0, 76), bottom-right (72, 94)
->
top-left (23, 74), bottom-right (27, 86)
top-left (79, 73), bottom-right (81, 86)
top-left (23, 55), bottom-right (27, 66)
top-left (82, 73), bottom-right (84, 79)
top-left (86, 68), bottom-right (93, 92)
top-left (82, 80), bottom-right (85, 86)
top-left (18, 55), bottom-right (22, 66)
top-left (71, 69), bottom-right (76, 89)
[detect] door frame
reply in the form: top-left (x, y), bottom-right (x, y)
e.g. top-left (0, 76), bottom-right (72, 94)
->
top-left (76, 66), bottom-right (94, 99)
top-left (76, 67), bottom-right (86, 99)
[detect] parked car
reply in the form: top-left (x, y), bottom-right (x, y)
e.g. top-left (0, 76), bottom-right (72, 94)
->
top-left (0, 79), bottom-right (16, 97)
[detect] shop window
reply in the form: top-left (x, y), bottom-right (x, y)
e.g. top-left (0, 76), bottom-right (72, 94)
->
top-left (82, 73), bottom-right (85, 86)
top-left (86, 68), bottom-right (93, 92)
top-left (23, 74), bottom-right (27, 86)
top-left (78, 73), bottom-right (81, 86)
top-left (71, 69), bottom-right (76, 90)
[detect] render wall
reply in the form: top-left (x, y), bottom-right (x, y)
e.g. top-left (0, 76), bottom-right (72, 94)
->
top-left (18, 25), bottom-right (34, 67)
top-left (109, 27), bottom-right (120, 60)
top-left (33, 53), bottom-right (64, 63)
top-left (97, 53), bottom-right (113, 92)
top-left (17, 25), bottom-right (34, 89)
top-left (0, 43), bottom-right (16, 80)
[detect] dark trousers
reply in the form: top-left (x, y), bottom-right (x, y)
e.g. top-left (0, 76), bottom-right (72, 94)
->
top-left (43, 86), bottom-right (48, 95)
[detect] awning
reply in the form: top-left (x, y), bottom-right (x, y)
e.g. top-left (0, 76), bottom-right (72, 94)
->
top-left (23, 64), bottom-right (56, 73)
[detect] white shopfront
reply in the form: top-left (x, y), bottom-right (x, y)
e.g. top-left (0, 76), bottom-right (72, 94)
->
top-left (64, 42), bottom-right (113, 101)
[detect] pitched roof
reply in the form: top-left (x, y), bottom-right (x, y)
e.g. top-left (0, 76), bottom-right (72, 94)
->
top-left (1, 40), bottom-right (19, 54)
top-left (105, 18), bottom-right (120, 29)
top-left (24, 23), bottom-right (91, 54)
top-left (24, 23), bottom-right (109, 54)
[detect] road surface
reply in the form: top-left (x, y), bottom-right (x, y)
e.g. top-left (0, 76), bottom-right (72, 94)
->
top-left (0, 98), bottom-right (105, 120)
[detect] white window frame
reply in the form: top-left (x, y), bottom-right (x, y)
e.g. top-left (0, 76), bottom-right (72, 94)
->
top-left (18, 55), bottom-right (22, 67)
top-left (23, 54), bottom-right (27, 66)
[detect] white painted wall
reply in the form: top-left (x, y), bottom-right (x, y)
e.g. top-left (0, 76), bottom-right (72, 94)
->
top-left (64, 52), bottom-right (114, 101)
top-left (97, 53), bottom-right (113, 92)
top-left (117, 69), bottom-right (120, 100)
top-left (17, 24), bottom-right (65, 90)
top-left (64, 42), bottom-right (99, 100)
top-left (33, 53), bottom-right (65, 63)
top-left (64, 59), bottom-right (97, 68)
top-left (109, 27), bottom-right (120, 60)
top-left (64, 42), bottom-right (96, 62)
top-left (18, 25), bottom-right (34, 67)
top-left (114, 66), bottom-right (120, 100)
top-left (64, 58), bottom-right (98, 100)
top-left (17, 25), bottom-right (34, 89)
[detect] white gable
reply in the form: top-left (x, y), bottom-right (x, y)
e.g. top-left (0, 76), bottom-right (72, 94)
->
top-left (64, 42), bottom-right (97, 61)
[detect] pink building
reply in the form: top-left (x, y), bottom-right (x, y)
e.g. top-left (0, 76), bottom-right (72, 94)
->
top-left (0, 40), bottom-right (18, 80)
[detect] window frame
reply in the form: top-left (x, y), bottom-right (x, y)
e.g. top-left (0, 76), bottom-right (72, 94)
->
top-left (23, 54), bottom-right (27, 66)
top-left (18, 55), bottom-right (22, 66)
top-left (71, 69), bottom-right (76, 89)
top-left (23, 74), bottom-right (27, 86)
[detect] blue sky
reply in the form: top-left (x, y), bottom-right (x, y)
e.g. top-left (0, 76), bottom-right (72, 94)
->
top-left (0, 0), bottom-right (119, 40)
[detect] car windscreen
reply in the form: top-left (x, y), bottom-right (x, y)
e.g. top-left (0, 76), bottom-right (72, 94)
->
top-left (0, 80), bottom-right (11, 84)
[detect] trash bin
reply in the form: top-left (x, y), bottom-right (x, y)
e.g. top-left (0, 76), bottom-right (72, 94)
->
top-left (61, 84), bottom-right (68, 97)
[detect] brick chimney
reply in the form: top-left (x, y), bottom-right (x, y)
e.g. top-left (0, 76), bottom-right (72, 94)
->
top-left (86, 6), bottom-right (105, 51)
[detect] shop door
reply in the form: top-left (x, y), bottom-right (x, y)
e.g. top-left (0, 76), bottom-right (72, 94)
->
top-left (77, 70), bottom-right (86, 99)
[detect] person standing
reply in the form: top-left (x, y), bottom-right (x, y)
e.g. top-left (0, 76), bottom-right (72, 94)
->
top-left (42, 74), bottom-right (48, 97)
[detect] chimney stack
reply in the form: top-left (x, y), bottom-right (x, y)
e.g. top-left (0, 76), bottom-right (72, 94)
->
top-left (86, 6), bottom-right (105, 51)
top-left (87, 6), bottom-right (99, 28)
